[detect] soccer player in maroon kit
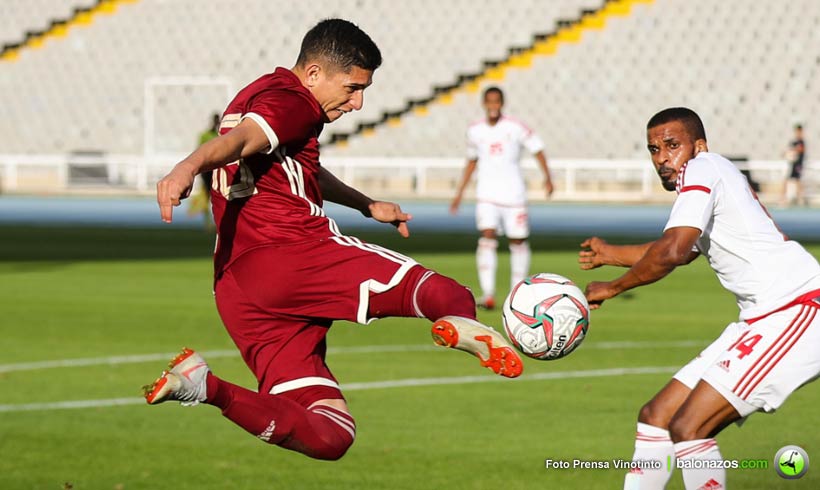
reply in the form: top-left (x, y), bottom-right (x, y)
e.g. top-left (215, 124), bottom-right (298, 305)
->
top-left (143, 19), bottom-right (523, 461)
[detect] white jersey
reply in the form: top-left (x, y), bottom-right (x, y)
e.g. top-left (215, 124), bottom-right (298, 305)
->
top-left (663, 152), bottom-right (820, 320)
top-left (466, 116), bottom-right (545, 206)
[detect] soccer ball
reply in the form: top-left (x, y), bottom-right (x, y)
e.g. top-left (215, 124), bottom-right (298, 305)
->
top-left (502, 273), bottom-right (590, 360)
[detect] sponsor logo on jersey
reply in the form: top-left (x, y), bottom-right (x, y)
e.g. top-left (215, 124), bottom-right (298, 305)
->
top-left (258, 419), bottom-right (277, 442)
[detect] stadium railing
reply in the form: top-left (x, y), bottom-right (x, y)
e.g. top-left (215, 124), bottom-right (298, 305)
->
top-left (0, 155), bottom-right (814, 205)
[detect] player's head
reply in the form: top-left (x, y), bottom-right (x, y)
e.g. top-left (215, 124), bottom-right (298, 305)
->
top-left (210, 113), bottom-right (221, 131)
top-left (296, 18), bottom-right (382, 73)
top-left (646, 107), bottom-right (708, 191)
top-left (295, 19), bottom-right (382, 123)
top-left (795, 123), bottom-right (803, 135)
top-left (483, 86), bottom-right (504, 122)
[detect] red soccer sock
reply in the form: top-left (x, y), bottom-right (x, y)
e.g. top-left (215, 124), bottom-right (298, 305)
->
top-left (205, 374), bottom-right (355, 460)
top-left (368, 266), bottom-right (477, 321)
top-left (414, 271), bottom-right (476, 320)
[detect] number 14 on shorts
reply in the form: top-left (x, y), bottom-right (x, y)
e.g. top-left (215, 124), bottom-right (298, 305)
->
top-left (728, 330), bottom-right (763, 360)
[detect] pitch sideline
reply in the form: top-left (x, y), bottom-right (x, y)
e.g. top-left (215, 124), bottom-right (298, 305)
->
top-left (0, 365), bottom-right (678, 413)
top-left (0, 340), bottom-right (704, 374)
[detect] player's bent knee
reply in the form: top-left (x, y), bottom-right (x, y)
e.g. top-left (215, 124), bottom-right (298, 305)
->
top-left (637, 401), bottom-right (669, 429)
top-left (310, 432), bottom-right (355, 461)
top-left (667, 415), bottom-right (700, 443)
top-left (416, 273), bottom-right (476, 321)
top-left (306, 405), bottom-right (357, 460)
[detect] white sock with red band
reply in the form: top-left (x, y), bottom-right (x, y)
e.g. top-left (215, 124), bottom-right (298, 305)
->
top-left (509, 240), bottom-right (531, 287)
top-left (476, 237), bottom-right (498, 300)
top-left (623, 422), bottom-right (674, 490)
top-left (674, 438), bottom-right (726, 490)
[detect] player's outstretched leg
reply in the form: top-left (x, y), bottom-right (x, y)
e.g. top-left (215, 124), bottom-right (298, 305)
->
top-left (143, 348), bottom-right (355, 460)
top-left (432, 316), bottom-right (523, 378)
top-left (143, 347), bottom-right (209, 406)
top-left (368, 266), bottom-right (523, 377)
top-left (416, 269), bottom-right (523, 377)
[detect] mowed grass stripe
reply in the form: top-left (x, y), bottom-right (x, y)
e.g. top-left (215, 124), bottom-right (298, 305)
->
top-left (0, 365), bottom-right (677, 413)
top-left (0, 340), bottom-right (706, 373)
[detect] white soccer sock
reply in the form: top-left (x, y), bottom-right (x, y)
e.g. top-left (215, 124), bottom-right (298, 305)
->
top-left (785, 179), bottom-right (798, 205)
top-left (674, 439), bottom-right (726, 490)
top-left (623, 422), bottom-right (674, 490)
top-left (509, 240), bottom-right (531, 287)
top-left (476, 237), bottom-right (498, 300)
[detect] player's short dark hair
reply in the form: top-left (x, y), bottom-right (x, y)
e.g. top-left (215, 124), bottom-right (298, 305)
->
top-left (296, 19), bottom-right (382, 72)
top-left (647, 107), bottom-right (707, 141)
top-left (483, 86), bottom-right (504, 102)
top-left (795, 123), bottom-right (803, 130)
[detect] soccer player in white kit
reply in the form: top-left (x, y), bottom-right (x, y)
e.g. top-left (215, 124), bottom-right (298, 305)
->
top-left (579, 107), bottom-right (820, 490)
top-left (450, 86), bottom-right (553, 309)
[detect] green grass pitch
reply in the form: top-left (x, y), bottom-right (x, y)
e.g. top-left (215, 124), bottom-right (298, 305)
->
top-left (1, 226), bottom-right (818, 489)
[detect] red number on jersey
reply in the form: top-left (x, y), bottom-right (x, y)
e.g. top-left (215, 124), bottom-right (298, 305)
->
top-left (727, 331), bottom-right (763, 360)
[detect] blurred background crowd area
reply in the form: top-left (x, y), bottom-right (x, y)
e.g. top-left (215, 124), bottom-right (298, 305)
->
top-left (1, 0), bottom-right (817, 205)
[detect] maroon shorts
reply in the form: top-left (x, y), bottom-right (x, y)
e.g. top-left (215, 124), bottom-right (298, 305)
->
top-left (214, 235), bottom-right (427, 400)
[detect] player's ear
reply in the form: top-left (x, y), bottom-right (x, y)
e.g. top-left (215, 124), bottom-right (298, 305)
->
top-left (304, 63), bottom-right (322, 87)
top-left (694, 139), bottom-right (708, 154)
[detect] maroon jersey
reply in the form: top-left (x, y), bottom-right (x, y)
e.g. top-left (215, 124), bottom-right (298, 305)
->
top-left (211, 67), bottom-right (339, 275)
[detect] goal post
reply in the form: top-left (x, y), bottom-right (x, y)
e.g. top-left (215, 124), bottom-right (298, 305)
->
top-left (143, 76), bottom-right (235, 156)
top-left (140, 76), bottom-right (234, 192)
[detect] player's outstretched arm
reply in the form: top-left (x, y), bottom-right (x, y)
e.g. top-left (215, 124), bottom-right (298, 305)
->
top-left (318, 166), bottom-right (412, 237)
top-left (157, 119), bottom-right (268, 223)
top-left (318, 165), bottom-right (374, 213)
top-left (578, 237), bottom-right (655, 269)
top-left (450, 159), bottom-right (477, 214)
top-left (584, 227), bottom-right (700, 309)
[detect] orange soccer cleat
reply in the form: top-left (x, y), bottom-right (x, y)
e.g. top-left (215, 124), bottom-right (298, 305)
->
top-left (431, 316), bottom-right (523, 378)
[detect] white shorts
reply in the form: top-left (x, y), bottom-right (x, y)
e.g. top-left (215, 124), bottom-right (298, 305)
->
top-left (674, 293), bottom-right (820, 417)
top-left (475, 202), bottom-right (529, 239)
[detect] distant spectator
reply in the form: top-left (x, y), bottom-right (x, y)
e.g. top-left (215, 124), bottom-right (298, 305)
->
top-left (189, 113), bottom-right (221, 229)
top-left (781, 124), bottom-right (805, 207)
top-left (199, 113), bottom-right (221, 146)
top-left (198, 112), bottom-right (221, 194)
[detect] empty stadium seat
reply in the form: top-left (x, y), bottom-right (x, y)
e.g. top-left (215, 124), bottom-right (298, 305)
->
top-left (1, 0), bottom-right (818, 163)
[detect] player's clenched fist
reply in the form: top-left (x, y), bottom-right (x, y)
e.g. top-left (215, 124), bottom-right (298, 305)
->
top-left (157, 163), bottom-right (197, 223)
top-left (584, 280), bottom-right (617, 310)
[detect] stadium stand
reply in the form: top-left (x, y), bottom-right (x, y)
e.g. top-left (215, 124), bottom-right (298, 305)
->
top-left (327, 0), bottom-right (820, 161)
top-left (0, 0), bottom-right (99, 47)
top-left (0, 0), bottom-right (605, 155)
top-left (0, 0), bottom-right (817, 201)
